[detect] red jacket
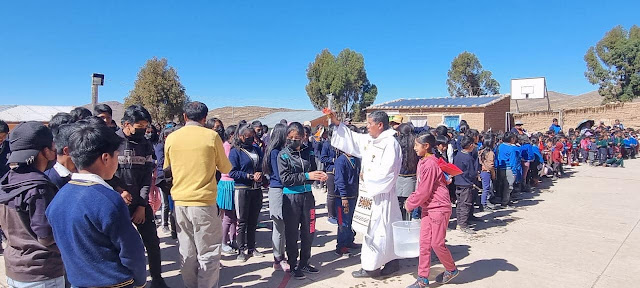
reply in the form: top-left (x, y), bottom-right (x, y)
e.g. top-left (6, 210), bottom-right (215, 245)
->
top-left (552, 142), bottom-right (563, 163)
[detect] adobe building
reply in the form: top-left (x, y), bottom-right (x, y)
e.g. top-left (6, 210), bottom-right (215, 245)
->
top-left (366, 94), bottom-right (511, 131)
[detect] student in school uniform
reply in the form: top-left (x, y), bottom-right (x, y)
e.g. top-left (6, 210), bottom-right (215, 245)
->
top-left (453, 136), bottom-right (479, 234)
top-left (396, 124), bottom-right (419, 220)
top-left (94, 103), bottom-right (119, 131)
top-left (321, 125), bottom-right (338, 225)
top-left (109, 105), bottom-right (168, 288)
top-left (46, 122), bottom-right (147, 288)
top-left (263, 123), bottom-right (290, 271)
top-left (495, 132), bottom-right (522, 207)
top-left (218, 125), bottom-right (238, 253)
top-left (333, 150), bottom-right (361, 256)
top-left (551, 142), bottom-right (565, 180)
top-left (44, 124), bottom-right (76, 189)
top-left (0, 122), bottom-right (63, 287)
top-left (228, 123), bottom-right (265, 262)
top-left (278, 122), bottom-right (327, 280)
top-left (596, 135), bottom-right (609, 165)
top-left (479, 134), bottom-right (497, 210)
top-left (155, 125), bottom-right (178, 240)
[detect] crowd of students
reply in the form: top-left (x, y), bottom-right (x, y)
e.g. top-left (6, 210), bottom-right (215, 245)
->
top-left (0, 102), bottom-right (637, 288)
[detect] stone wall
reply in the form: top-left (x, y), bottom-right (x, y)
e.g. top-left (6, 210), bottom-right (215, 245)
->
top-left (513, 102), bottom-right (640, 133)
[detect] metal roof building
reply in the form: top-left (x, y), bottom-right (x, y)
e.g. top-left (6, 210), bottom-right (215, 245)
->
top-left (366, 94), bottom-right (511, 131)
top-left (0, 105), bottom-right (75, 128)
top-left (252, 110), bottom-right (326, 127)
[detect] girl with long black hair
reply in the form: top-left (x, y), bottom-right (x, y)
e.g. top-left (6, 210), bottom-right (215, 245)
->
top-left (396, 123), bottom-right (419, 220)
top-left (278, 122), bottom-right (327, 280)
top-left (228, 123), bottom-right (264, 262)
top-left (262, 123), bottom-right (289, 271)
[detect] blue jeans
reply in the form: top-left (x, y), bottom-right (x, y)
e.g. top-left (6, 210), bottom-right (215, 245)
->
top-left (480, 171), bottom-right (493, 205)
top-left (335, 198), bottom-right (356, 249)
top-left (7, 276), bottom-right (65, 288)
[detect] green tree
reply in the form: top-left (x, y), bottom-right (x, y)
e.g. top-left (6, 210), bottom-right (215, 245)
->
top-left (125, 57), bottom-right (189, 124)
top-left (584, 25), bottom-right (640, 103)
top-left (305, 48), bottom-right (378, 121)
top-left (446, 52), bottom-right (500, 97)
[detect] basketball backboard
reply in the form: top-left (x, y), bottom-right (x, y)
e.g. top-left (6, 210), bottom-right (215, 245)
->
top-left (511, 77), bottom-right (547, 100)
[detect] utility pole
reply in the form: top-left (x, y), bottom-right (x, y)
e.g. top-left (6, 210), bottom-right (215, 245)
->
top-left (91, 73), bottom-right (104, 108)
top-left (327, 93), bottom-right (334, 126)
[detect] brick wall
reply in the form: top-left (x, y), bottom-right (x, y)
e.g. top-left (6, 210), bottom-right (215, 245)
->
top-left (484, 96), bottom-right (511, 132)
top-left (513, 102), bottom-right (640, 133)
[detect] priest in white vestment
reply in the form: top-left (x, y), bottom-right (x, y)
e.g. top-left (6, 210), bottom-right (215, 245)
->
top-left (329, 111), bottom-right (404, 278)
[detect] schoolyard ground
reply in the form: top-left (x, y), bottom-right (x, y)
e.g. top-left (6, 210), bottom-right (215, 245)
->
top-left (2, 159), bottom-right (639, 288)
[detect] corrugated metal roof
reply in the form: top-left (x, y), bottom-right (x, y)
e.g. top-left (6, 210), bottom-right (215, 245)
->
top-left (0, 105), bottom-right (17, 113)
top-left (368, 94), bottom-right (509, 110)
top-left (0, 105), bottom-right (75, 122)
top-left (253, 110), bottom-right (325, 127)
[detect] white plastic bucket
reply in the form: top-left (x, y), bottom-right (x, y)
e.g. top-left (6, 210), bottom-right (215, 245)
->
top-left (392, 220), bottom-right (421, 258)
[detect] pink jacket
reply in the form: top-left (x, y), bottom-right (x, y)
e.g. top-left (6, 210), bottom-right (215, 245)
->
top-left (580, 139), bottom-right (590, 150)
top-left (220, 141), bottom-right (234, 182)
top-left (405, 155), bottom-right (451, 213)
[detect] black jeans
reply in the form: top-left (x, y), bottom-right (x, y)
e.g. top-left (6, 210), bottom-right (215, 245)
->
top-left (134, 204), bottom-right (162, 279)
top-left (235, 188), bottom-right (263, 252)
top-left (326, 173), bottom-right (337, 219)
top-left (283, 192), bottom-right (315, 269)
top-left (157, 180), bottom-right (176, 233)
top-left (455, 186), bottom-right (474, 228)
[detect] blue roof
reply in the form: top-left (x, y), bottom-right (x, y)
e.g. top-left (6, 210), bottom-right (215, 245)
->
top-left (368, 94), bottom-right (508, 110)
top-left (253, 110), bottom-right (325, 127)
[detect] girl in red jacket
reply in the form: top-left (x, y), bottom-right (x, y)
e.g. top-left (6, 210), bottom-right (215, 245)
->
top-left (404, 134), bottom-right (459, 288)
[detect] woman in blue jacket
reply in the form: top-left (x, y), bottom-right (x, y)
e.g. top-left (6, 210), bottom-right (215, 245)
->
top-left (229, 123), bottom-right (264, 262)
top-left (262, 123), bottom-right (288, 271)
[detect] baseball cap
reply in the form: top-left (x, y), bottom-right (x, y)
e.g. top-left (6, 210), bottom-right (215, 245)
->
top-left (8, 121), bottom-right (53, 164)
top-left (390, 115), bottom-right (404, 124)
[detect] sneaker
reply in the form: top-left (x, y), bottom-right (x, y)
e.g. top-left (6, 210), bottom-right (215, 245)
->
top-left (483, 204), bottom-right (497, 211)
top-left (221, 244), bottom-right (234, 254)
top-left (161, 226), bottom-right (170, 234)
top-left (406, 277), bottom-right (429, 288)
top-left (274, 261), bottom-right (291, 272)
top-left (291, 268), bottom-right (306, 280)
top-left (327, 217), bottom-right (338, 225)
top-left (335, 247), bottom-right (351, 256)
top-left (436, 269), bottom-right (460, 284)
top-left (250, 249), bottom-right (265, 257)
top-left (237, 252), bottom-right (248, 262)
top-left (300, 264), bottom-right (319, 274)
top-left (459, 226), bottom-right (476, 234)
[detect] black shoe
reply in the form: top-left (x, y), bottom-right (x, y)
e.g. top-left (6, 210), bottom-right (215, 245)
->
top-left (291, 268), bottom-right (306, 280)
top-left (150, 278), bottom-right (170, 288)
top-left (335, 247), bottom-right (351, 256)
top-left (346, 243), bottom-right (362, 250)
top-left (300, 264), bottom-right (319, 274)
top-left (352, 268), bottom-right (381, 278)
top-left (381, 259), bottom-right (400, 276)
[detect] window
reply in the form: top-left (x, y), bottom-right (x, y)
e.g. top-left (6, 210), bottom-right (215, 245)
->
top-left (443, 115), bottom-right (460, 128)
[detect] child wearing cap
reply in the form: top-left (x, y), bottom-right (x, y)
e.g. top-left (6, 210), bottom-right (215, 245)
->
top-left (0, 121), bottom-right (64, 287)
top-left (46, 122), bottom-right (147, 287)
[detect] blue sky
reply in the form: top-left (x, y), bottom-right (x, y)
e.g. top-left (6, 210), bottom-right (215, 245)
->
top-left (1, 1), bottom-right (638, 110)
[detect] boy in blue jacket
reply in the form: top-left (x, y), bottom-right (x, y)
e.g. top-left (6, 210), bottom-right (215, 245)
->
top-left (46, 122), bottom-right (147, 287)
top-left (334, 151), bottom-right (360, 256)
top-left (494, 132), bottom-right (522, 207)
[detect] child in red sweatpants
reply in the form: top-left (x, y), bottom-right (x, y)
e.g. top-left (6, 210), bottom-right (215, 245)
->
top-left (405, 134), bottom-right (459, 288)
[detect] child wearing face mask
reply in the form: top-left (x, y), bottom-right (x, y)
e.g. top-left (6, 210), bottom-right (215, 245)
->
top-left (278, 122), bottom-right (327, 280)
top-left (228, 123), bottom-right (265, 262)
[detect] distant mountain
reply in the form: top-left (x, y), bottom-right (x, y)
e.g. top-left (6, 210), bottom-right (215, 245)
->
top-left (510, 90), bottom-right (604, 112)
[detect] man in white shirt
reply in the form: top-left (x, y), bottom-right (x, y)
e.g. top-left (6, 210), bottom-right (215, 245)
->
top-left (329, 111), bottom-right (403, 278)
